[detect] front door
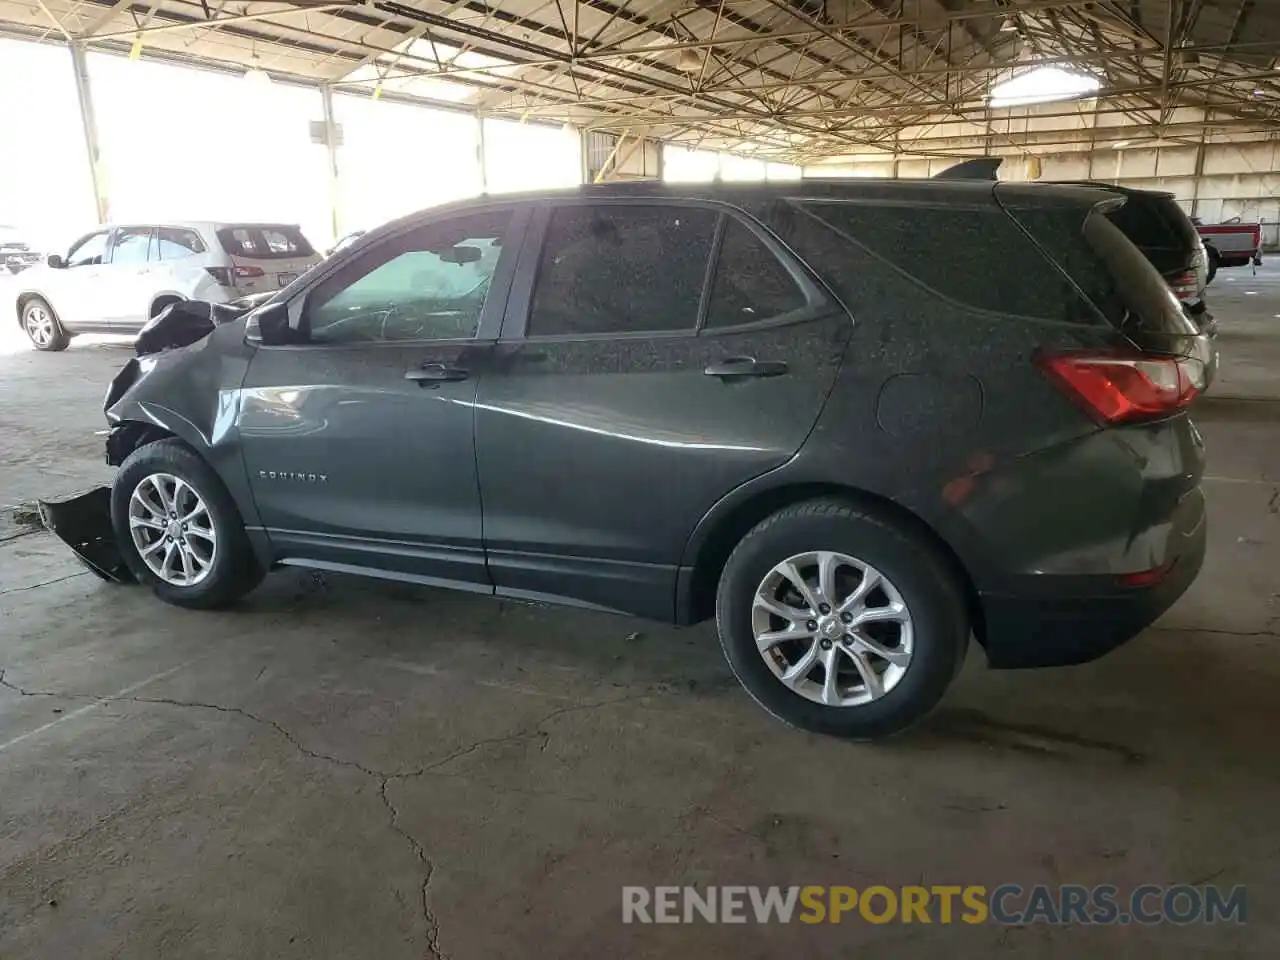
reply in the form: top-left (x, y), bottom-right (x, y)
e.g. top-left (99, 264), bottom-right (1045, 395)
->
top-left (237, 206), bottom-right (525, 589)
top-left (474, 202), bottom-right (852, 619)
top-left (50, 229), bottom-right (111, 325)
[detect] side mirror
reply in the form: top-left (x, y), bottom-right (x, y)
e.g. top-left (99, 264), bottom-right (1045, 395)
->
top-left (256, 301), bottom-right (299, 346)
top-left (47, 254), bottom-right (65, 269)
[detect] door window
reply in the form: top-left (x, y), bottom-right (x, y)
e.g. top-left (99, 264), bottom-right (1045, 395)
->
top-left (527, 205), bottom-right (718, 337)
top-left (109, 226), bottom-right (154, 265)
top-left (704, 219), bottom-right (807, 329)
top-left (65, 231), bottom-right (108, 268)
top-left (154, 227), bottom-right (206, 260)
top-left (304, 210), bottom-right (511, 344)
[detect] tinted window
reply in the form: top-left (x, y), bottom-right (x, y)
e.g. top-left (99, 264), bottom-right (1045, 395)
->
top-left (66, 231), bottom-right (108, 268)
top-left (306, 211), bottom-right (510, 344)
top-left (1105, 194), bottom-right (1200, 252)
top-left (1083, 213), bottom-right (1198, 336)
top-left (110, 226), bottom-right (153, 265)
top-left (799, 201), bottom-right (1090, 323)
top-left (218, 225), bottom-right (314, 259)
top-left (705, 220), bottom-right (806, 328)
top-left (155, 227), bottom-right (205, 259)
top-left (528, 205), bottom-right (717, 336)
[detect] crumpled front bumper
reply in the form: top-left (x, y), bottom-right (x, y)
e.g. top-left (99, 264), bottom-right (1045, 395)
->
top-left (37, 487), bottom-right (135, 584)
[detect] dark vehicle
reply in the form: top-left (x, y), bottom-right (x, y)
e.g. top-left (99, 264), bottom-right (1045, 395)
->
top-left (1, 239), bottom-right (42, 275)
top-left (53, 181), bottom-right (1210, 739)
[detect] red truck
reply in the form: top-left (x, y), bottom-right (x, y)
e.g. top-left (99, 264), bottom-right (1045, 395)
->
top-left (1193, 217), bottom-right (1262, 283)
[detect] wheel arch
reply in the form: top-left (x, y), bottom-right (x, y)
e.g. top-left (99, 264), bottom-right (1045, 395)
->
top-left (148, 292), bottom-right (186, 318)
top-left (15, 290), bottom-right (53, 327)
top-left (106, 420), bottom-right (182, 466)
top-left (677, 482), bottom-right (984, 646)
top-left (108, 415), bottom-right (272, 570)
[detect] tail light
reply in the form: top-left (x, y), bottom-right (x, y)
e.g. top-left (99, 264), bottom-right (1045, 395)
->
top-left (1167, 270), bottom-right (1199, 302)
top-left (206, 265), bottom-right (265, 287)
top-left (1035, 351), bottom-right (1201, 425)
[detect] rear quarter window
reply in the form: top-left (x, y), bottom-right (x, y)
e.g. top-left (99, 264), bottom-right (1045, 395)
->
top-left (218, 225), bottom-right (315, 259)
top-left (796, 200), bottom-right (1099, 324)
top-left (1105, 195), bottom-right (1192, 250)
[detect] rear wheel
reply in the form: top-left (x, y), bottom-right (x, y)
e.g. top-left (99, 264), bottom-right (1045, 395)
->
top-left (21, 297), bottom-right (69, 351)
top-left (111, 439), bottom-right (263, 609)
top-left (715, 499), bottom-right (969, 739)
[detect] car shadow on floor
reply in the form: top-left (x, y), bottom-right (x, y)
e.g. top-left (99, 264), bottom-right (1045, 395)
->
top-left (226, 565), bottom-right (1280, 776)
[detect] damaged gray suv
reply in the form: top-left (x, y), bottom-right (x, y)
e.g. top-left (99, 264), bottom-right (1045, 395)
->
top-left (47, 181), bottom-right (1211, 739)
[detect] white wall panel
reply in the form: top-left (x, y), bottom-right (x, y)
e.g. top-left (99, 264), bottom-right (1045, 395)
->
top-left (91, 54), bottom-right (330, 245)
top-left (0, 39), bottom-right (96, 247)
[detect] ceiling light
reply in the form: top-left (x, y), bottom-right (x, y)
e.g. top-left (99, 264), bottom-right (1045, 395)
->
top-left (1112, 140), bottom-right (1131, 150)
top-left (1253, 87), bottom-right (1265, 97)
top-left (1000, 16), bottom-right (1019, 33)
top-left (676, 48), bottom-right (703, 72)
top-left (989, 66), bottom-right (1101, 108)
top-left (243, 60), bottom-right (272, 88)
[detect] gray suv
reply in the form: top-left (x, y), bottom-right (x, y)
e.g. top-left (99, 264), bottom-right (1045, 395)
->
top-left (84, 181), bottom-right (1210, 739)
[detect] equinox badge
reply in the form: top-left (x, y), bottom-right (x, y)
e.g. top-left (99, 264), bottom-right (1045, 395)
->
top-left (258, 470), bottom-right (328, 483)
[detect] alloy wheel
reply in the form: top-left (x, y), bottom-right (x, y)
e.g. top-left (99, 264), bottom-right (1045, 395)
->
top-left (24, 305), bottom-right (55, 347)
top-left (751, 550), bottom-right (913, 707)
top-left (127, 472), bottom-right (218, 586)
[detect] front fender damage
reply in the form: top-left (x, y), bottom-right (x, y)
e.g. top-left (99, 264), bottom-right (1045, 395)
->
top-left (43, 299), bottom-right (259, 586)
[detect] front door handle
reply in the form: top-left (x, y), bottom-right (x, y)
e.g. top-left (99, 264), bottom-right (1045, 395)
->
top-left (405, 362), bottom-right (469, 383)
top-left (703, 356), bottom-right (789, 380)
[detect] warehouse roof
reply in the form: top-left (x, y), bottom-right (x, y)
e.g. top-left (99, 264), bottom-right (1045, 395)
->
top-left (3, 0), bottom-right (1279, 162)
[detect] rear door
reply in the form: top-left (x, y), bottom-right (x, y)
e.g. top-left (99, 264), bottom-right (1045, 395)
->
top-left (216, 224), bottom-right (320, 295)
top-left (103, 225), bottom-right (156, 326)
top-left (473, 200), bottom-right (853, 619)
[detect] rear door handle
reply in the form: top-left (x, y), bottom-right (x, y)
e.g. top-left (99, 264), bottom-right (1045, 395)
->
top-left (405, 362), bottom-right (469, 383)
top-left (703, 356), bottom-right (789, 379)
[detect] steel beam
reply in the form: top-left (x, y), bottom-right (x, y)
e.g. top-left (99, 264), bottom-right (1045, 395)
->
top-left (69, 42), bottom-right (108, 224)
top-left (320, 83), bottom-right (342, 239)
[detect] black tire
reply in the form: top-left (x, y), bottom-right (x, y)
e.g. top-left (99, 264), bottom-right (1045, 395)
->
top-left (21, 296), bottom-right (70, 351)
top-left (715, 499), bottom-right (969, 740)
top-left (1206, 249), bottom-right (1220, 285)
top-left (111, 439), bottom-right (263, 609)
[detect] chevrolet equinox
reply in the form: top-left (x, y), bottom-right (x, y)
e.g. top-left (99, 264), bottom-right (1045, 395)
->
top-left (92, 181), bottom-right (1209, 739)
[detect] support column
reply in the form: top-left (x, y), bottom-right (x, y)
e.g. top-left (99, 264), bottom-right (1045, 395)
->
top-left (477, 114), bottom-right (488, 193)
top-left (1190, 120), bottom-right (1208, 218)
top-left (69, 42), bottom-right (108, 224)
top-left (320, 84), bottom-right (342, 240)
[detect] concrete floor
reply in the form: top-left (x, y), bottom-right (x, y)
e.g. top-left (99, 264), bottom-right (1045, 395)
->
top-left (1, 266), bottom-right (1278, 958)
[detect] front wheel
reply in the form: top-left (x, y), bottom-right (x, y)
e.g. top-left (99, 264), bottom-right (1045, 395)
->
top-left (22, 297), bottom-right (69, 351)
top-left (1206, 249), bottom-right (1220, 285)
top-left (111, 439), bottom-right (263, 609)
top-left (715, 499), bottom-right (969, 740)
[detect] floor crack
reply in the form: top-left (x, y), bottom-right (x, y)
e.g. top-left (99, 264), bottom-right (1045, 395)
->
top-left (1151, 626), bottom-right (1280, 640)
top-left (0, 571), bottom-right (91, 596)
top-left (0, 666), bottom-right (657, 958)
top-left (379, 779), bottom-right (447, 960)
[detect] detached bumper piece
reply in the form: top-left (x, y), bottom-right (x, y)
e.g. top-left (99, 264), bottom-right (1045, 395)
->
top-left (37, 487), bottom-right (135, 584)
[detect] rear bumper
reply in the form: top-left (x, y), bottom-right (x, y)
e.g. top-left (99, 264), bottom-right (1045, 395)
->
top-left (978, 485), bottom-right (1206, 668)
